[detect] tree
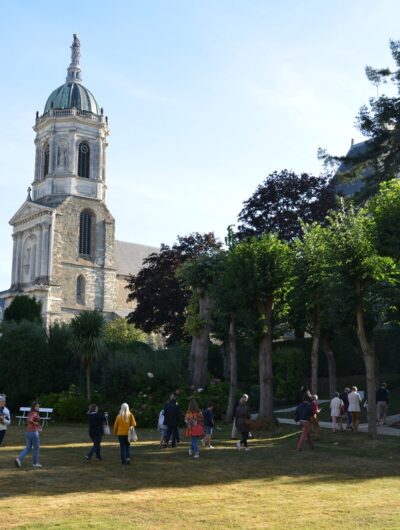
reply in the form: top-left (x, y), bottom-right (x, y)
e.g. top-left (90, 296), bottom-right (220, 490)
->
top-left (70, 310), bottom-right (106, 400)
top-left (320, 40), bottom-right (400, 200)
top-left (126, 233), bottom-right (222, 344)
top-left (228, 234), bottom-right (292, 419)
top-left (177, 252), bottom-right (223, 388)
top-left (326, 206), bottom-right (398, 439)
top-left (104, 318), bottom-right (147, 350)
top-left (369, 179), bottom-right (400, 260)
top-left (237, 170), bottom-right (335, 241)
top-left (4, 295), bottom-right (42, 324)
top-left (0, 320), bottom-right (50, 405)
top-left (291, 223), bottom-right (338, 395)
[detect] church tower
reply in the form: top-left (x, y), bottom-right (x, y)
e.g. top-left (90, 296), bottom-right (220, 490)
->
top-left (2, 35), bottom-right (117, 325)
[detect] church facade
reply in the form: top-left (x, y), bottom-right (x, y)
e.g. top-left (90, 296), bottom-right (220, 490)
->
top-left (0, 35), bottom-right (156, 325)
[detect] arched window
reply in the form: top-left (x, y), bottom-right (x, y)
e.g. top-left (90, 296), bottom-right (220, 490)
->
top-left (76, 275), bottom-right (85, 305)
top-left (43, 143), bottom-right (50, 177)
top-left (78, 141), bottom-right (90, 178)
top-left (79, 210), bottom-right (94, 256)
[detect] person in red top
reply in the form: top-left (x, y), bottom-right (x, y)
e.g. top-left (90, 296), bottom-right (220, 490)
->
top-left (15, 401), bottom-right (42, 468)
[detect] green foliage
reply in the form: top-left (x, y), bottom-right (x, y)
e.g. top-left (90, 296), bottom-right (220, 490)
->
top-left (0, 320), bottom-right (50, 406)
top-left (47, 322), bottom-right (80, 392)
top-left (39, 388), bottom-right (90, 422)
top-left (4, 295), bottom-right (42, 323)
top-left (104, 318), bottom-right (148, 350)
top-left (274, 347), bottom-right (308, 400)
top-left (71, 310), bottom-right (106, 366)
top-left (369, 180), bottom-right (400, 260)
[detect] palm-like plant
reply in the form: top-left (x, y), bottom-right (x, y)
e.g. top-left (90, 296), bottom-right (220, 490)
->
top-left (71, 310), bottom-right (106, 400)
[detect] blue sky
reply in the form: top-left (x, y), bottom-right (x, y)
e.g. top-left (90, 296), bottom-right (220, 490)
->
top-left (0, 0), bottom-right (399, 289)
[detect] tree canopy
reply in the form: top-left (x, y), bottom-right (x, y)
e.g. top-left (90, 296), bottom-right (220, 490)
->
top-left (237, 170), bottom-right (335, 241)
top-left (4, 295), bottom-right (42, 324)
top-left (126, 232), bottom-right (222, 344)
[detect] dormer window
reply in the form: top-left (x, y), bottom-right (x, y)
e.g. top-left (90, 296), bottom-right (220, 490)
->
top-left (43, 143), bottom-right (50, 177)
top-left (78, 141), bottom-right (90, 178)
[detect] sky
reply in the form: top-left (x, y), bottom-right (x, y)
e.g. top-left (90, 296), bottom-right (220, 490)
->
top-left (0, 0), bottom-right (400, 289)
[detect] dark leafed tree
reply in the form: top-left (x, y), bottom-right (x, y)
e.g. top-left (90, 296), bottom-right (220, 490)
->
top-left (4, 295), bottom-right (42, 324)
top-left (126, 233), bottom-right (222, 345)
top-left (237, 170), bottom-right (335, 241)
top-left (320, 40), bottom-right (400, 201)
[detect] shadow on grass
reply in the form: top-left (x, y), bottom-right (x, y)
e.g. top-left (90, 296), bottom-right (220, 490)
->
top-left (0, 424), bottom-right (399, 499)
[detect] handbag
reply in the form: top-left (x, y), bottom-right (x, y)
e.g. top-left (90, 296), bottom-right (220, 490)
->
top-left (128, 426), bottom-right (138, 442)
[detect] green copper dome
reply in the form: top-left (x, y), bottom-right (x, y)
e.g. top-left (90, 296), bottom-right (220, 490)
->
top-left (44, 82), bottom-right (100, 114)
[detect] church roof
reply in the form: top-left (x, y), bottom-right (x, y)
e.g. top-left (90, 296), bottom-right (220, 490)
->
top-left (44, 82), bottom-right (99, 114)
top-left (115, 240), bottom-right (158, 277)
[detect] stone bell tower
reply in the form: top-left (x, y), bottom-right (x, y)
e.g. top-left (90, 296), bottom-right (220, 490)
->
top-left (1, 35), bottom-right (117, 325)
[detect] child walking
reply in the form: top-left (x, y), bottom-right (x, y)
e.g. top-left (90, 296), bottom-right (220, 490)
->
top-left (185, 399), bottom-right (204, 458)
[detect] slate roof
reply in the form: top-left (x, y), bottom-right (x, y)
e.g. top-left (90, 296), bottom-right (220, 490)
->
top-left (334, 140), bottom-right (374, 197)
top-left (115, 240), bottom-right (158, 277)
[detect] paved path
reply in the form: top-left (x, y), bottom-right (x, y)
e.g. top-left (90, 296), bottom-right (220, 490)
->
top-left (277, 416), bottom-right (400, 437)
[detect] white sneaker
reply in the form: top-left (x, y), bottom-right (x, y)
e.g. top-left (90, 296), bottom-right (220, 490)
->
top-left (245, 448), bottom-right (251, 452)
top-left (33, 463), bottom-right (43, 468)
top-left (194, 453), bottom-right (200, 458)
top-left (208, 445), bottom-right (214, 449)
top-left (15, 458), bottom-right (22, 468)
top-left (236, 442), bottom-right (241, 450)
top-left (188, 449), bottom-right (193, 456)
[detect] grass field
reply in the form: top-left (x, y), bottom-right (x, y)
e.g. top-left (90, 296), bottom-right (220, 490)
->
top-left (1, 423), bottom-right (400, 529)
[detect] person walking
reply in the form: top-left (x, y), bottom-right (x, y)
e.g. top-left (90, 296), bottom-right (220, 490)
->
top-left (376, 383), bottom-right (389, 426)
top-left (185, 399), bottom-right (204, 458)
top-left (202, 403), bottom-right (215, 448)
top-left (340, 387), bottom-right (351, 429)
top-left (113, 403), bottom-right (136, 465)
top-left (85, 404), bottom-right (107, 462)
top-left (231, 393), bottom-right (249, 439)
top-left (348, 386), bottom-right (362, 431)
top-left (157, 408), bottom-right (168, 446)
top-left (235, 397), bottom-right (251, 451)
top-left (295, 397), bottom-right (314, 451)
top-left (162, 395), bottom-right (181, 448)
top-left (15, 401), bottom-right (42, 468)
top-left (330, 392), bottom-right (344, 432)
top-left (0, 394), bottom-right (11, 446)
top-left (310, 395), bottom-right (321, 440)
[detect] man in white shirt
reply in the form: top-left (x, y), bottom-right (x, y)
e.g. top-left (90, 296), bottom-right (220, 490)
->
top-left (348, 386), bottom-right (362, 431)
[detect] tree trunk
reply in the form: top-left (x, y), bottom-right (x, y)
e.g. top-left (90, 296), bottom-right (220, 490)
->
top-left (257, 298), bottom-right (274, 420)
top-left (86, 364), bottom-right (91, 401)
top-left (192, 293), bottom-right (213, 388)
top-left (310, 303), bottom-right (321, 395)
top-left (355, 291), bottom-right (377, 439)
top-left (221, 341), bottom-right (230, 382)
top-left (188, 336), bottom-right (197, 382)
top-left (322, 336), bottom-right (336, 398)
top-left (225, 314), bottom-right (238, 422)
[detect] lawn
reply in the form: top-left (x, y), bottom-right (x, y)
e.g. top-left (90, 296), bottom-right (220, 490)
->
top-left (1, 423), bottom-right (400, 529)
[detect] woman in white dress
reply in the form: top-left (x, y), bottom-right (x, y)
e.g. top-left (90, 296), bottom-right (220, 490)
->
top-left (330, 392), bottom-right (344, 432)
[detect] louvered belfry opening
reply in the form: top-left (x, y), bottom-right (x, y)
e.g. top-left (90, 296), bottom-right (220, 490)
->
top-left (78, 141), bottom-right (90, 178)
top-left (79, 210), bottom-right (92, 256)
top-left (43, 144), bottom-right (50, 177)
